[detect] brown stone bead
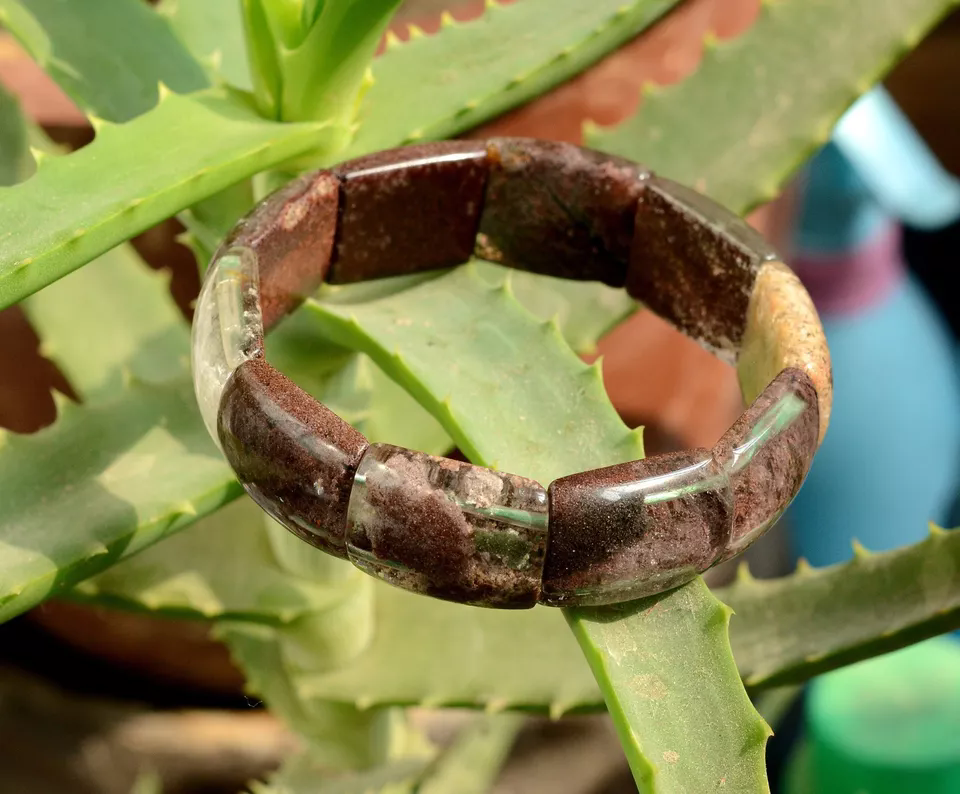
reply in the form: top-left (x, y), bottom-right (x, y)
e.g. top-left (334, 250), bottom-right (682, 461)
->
top-left (540, 449), bottom-right (733, 607)
top-left (326, 141), bottom-right (489, 283)
top-left (626, 176), bottom-right (778, 357)
top-left (346, 444), bottom-right (548, 608)
top-left (217, 357), bottom-right (369, 557)
top-left (476, 138), bottom-right (649, 286)
top-left (221, 170), bottom-right (340, 329)
top-left (713, 367), bottom-right (819, 562)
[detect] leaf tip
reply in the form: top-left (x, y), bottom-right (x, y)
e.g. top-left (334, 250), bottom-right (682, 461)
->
top-left (86, 114), bottom-right (111, 135)
top-left (851, 538), bottom-right (871, 560)
top-left (407, 23), bottom-right (426, 40)
top-left (29, 146), bottom-right (49, 168)
top-left (157, 81), bottom-right (174, 103)
top-left (794, 556), bottom-right (815, 576)
top-left (384, 29), bottom-right (403, 50)
top-left (735, 559), bottom-right (755, 584)
top-left (929, 522), bottom-right (948, 537)
top-left (485, 697), bottom-right (508, 714)
top-left (439, 10), bottom-right (457, 28)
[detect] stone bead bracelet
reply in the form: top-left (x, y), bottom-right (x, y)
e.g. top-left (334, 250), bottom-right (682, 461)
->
top-left (191, 138), bottom-right (832, 609)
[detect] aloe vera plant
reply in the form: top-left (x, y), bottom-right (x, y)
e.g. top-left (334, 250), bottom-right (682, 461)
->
top-left (1, 0), bottom-right (958, 791)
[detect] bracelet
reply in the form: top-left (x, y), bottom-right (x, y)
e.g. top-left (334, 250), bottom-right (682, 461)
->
top-left (192, 138), bottom-right (831, 609)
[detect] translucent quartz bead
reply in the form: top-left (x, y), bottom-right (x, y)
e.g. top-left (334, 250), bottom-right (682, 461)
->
top-left (191, 246), bottom-right (263, 445)
top-left (540, 449), bottom-right (733, 607)
top-left (713, 368), bottom-right (819, 562)
top-left (346, 444), bottom-right (548, 608)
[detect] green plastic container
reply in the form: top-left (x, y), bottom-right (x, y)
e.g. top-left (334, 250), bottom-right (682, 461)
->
top-left (786, 637), bottom-right (960, 793)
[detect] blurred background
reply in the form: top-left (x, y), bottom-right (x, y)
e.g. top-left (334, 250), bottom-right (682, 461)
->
top-left (1, 0), bottom-right (958, 791)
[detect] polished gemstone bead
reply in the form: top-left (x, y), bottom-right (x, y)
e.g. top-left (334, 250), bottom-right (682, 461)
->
top-left (328, 141), bottom-right (489, 283)
top-left (220, 170), bottom-right (340, 328)
top-left (540, 449), bottom-right (733, 607)
top-left (346, 444), bottom-right (548, 608)
top-left (627, 176), bottom-right (778, 358)
top-left (218, 358), bottom-right (369, 557)
top-left (713, 367), bottom-right (819, 561)
top-left (477, 138), bottom-right (649, 285)
top-left (192, 246), bottom-right (263, 443)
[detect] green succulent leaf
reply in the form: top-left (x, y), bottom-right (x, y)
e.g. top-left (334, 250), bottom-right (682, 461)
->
top-left (300, 264), bottom-right (644, 482)
top-left (0, 379), bottom-right (237, 624)
top-left (568, 579), bottom-right (771, 792)
top-left (722, 528), bottom-right (960, 690)
top-left (276, 0), bottom-right (403, 126)
top-left (587, 0), bottom-right (960, 214)
top-left (293, 265), bottom-right (768, 790)
top-left (0, 84), bottom-right (34, 187)
top-left (0, 88), bottom-right (334, 311)
top-left (249, 712), bottom-right (520, 794)
top-left (341, 0), bottom-right (681, 159)
top-left (0, 0), bottom-right (209, 122)
top-left (158, 0), bottom-right (252, 91)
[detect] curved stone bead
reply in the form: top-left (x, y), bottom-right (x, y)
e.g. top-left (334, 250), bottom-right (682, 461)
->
top-left (346, 444), bottom-right (548, 608)
top-left (218, 357), bottom-right (369, 557)
top-left (220, 170), bottom-right (340, 329)
top-left (627, 176), bottom-right (778, 358)
top-left (540, 449), bottom-right (733, 607)
top-left (713, 367), bottom-right (819, 562)
top-left (476, 137), bottom-right (649, 285)
top-left (191, 246), bottom-right (264, 444)
top-left (327, 141), bottom-right (489, 284)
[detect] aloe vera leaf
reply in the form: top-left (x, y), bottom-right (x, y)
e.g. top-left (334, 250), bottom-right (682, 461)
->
top-left (293, 264), bottom-right (768, 791)
top-left (415, 714), bottom-right (524, 794)
top-left (568, 579), bottom-right (771, 792)
top-left (721, 528), bottom-right (960, 690)
top-left (587, 0), bottom-right (960, 214)
top-left (473, 262), bottom-right (636, 356)
top-left (0, 88), bottom-right (333, 311)
top-left (277, 0), bottom-right (403, 125)
top-left (0, 382), bottom-right (238, 625)
top-left (157, 0), bottom-right (252, 91)
top-left (341, 0), bottom-right (682, 159)
top-left (0, 0), bottom-right (208, 122)
top-left (300, 265), bottom-right (644, 482)
top-left (0, 85), bottom-right (33, 186)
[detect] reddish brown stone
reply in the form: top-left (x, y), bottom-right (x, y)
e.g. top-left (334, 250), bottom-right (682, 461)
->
top-left (326, 141), bottom-right (489, 283)
top-left (713, 367), bottom-right (819, 562)
top-left (346, 444), bottom-right (548, 608)
top-left (221, 170), bottom-right (340, 329)
top-left (477, 138), bottom-right (648, 285)
top-left (626, 176), bottom-right (778, 356)
top-left (540, 449), bottom-right (732, 606)
top-left (217, 357), bottom-right (369, 557)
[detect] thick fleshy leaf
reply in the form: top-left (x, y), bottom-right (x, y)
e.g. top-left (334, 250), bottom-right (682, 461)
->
top-left (722, 527), bottom-right (960, 690)
top-left (0, 88), bottom-right (333, 310)
top-left (158, 0), bottom-right (252, 91)
top-left (0, 84), bottom-right (33, 186)
top-left (300, 265), bottom-right (644, 481)
top-left (568, 579), bottom-right (771, 792)
top-left (341, 0), bottom-right (682, 158)
top-left (0, 0), bottom-right (208, 122)
top-left (588, 0), bottom-right (960, 214)
top-left (292, 266), bottom-right (768, 789)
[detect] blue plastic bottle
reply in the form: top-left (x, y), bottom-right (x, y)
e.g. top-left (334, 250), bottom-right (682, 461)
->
top-left (786, 88), bottom-right (960, 566)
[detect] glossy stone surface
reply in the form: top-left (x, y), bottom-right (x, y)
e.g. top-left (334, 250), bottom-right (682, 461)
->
top-left (477, 138), bottom-right (648, 285)
top-left (713, 367), bottom-right (819, 562)
top-left (327, 141), bottom-right (488, 283)
top-left (541, 449), bottom-right (732, 606)
top-left (738, 261), bottom-right (833, 442)
top-left (221, 170), bottom-right (340, 328)
top-left (217, 358), bottom-right (369, 557)
top-left (192, 246), bottom-right (264, 443)
top-left (627, 176), bottom-right (778, 358)
top-left (346, 444), bottom-right (548, 608)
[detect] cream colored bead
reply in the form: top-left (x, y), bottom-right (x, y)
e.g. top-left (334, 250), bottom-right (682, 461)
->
top-left (737, 261), bottom-right (832, 443)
